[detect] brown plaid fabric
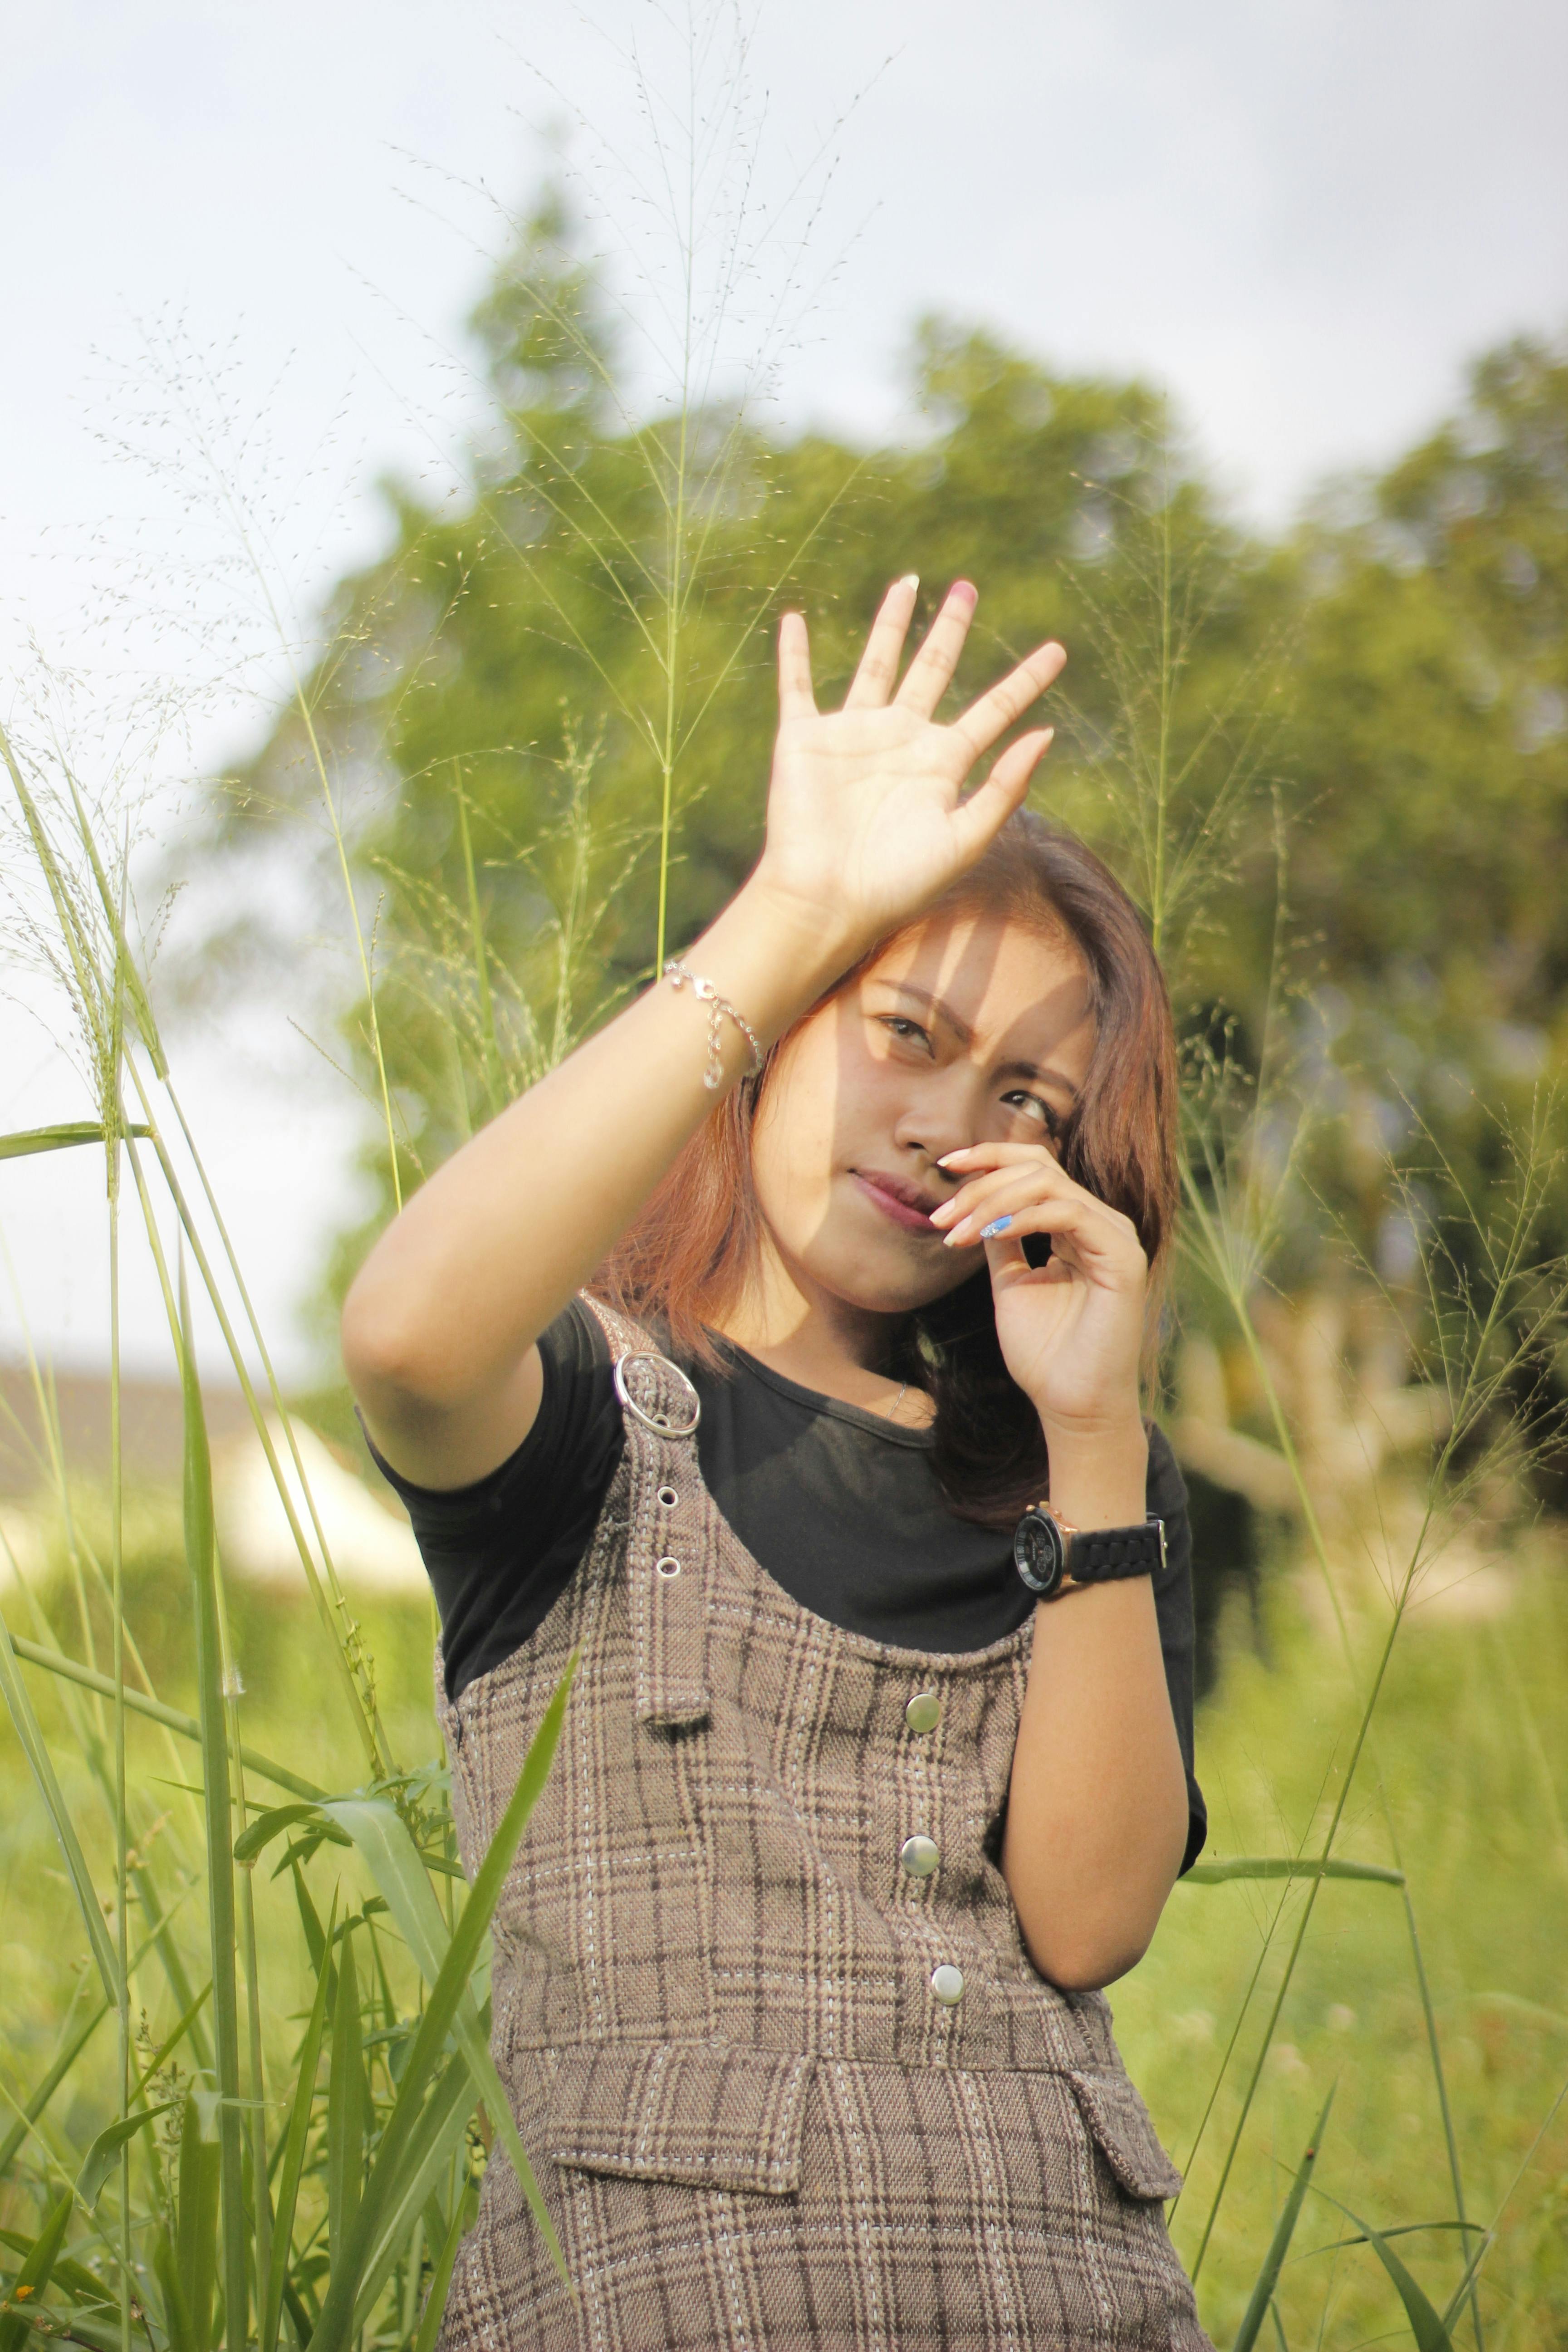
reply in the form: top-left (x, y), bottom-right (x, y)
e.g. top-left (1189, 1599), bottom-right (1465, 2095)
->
top-left (436, 1300), bottom-right (1213, 2350)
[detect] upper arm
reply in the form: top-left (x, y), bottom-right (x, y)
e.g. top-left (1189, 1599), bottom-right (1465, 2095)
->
top-left (348, 1336), bottom-right (546, 1493)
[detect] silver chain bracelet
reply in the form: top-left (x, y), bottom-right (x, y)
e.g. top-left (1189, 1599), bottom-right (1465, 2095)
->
top-left (663, 958), bottom-right (765, 1091)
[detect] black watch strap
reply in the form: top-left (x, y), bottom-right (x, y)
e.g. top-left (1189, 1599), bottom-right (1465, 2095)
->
top-left (1013, 1507), bottom-right (1166, 1601)
top-left (1067, 1520), bottom-right (1167, 1585)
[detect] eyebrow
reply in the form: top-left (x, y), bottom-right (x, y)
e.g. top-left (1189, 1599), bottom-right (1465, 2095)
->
top-left (878, 981), bottom-right (1083, 1101)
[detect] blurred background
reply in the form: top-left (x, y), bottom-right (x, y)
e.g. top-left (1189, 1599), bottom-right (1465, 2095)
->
top-left (4, 3), bottom-right (1568, 2343)
top-left (5, 0), bottom-right (1568, 1381)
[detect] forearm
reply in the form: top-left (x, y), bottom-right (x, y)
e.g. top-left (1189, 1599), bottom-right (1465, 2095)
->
top-left (342, 875), bottom-right (852, 1465)
top-left (1000, 1426), bottom-right (1190, 1990)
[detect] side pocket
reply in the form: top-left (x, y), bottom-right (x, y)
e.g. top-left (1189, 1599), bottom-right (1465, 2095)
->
top-left (1068, 2067), bottom-right (1184, 2202)
top-left (546, 2041), bottom-right (816, 2196)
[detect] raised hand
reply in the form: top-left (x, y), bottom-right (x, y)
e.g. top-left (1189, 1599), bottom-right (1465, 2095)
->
top-left (753, 578), bottom-right (1065, 959)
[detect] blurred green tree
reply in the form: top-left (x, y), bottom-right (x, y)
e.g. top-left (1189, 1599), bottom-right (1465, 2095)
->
top-left (206, 191), bottom-right (1568, 1359)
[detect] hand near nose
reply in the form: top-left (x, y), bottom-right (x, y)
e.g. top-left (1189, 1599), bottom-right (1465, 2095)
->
top-left (754, 578), bottom-right (1065, 960)
top-left (930, 1143), bottom-right (1148, 1443)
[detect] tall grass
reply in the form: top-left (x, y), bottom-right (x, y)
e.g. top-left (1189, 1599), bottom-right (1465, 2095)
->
top-left (1067, 478), bottom-right (1568, 2345)
top-left (4, 13), bottom-right (1568, 2350)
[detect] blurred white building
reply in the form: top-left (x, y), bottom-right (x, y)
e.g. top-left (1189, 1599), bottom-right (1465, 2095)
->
top-left (215, 1416), bottom-right (426, 1594)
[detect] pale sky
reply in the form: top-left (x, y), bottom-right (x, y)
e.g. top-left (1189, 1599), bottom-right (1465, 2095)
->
top-left (2, 0), bottom-right (1564, 1383)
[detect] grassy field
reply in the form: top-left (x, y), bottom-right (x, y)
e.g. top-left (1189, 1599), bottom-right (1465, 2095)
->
top-left (3, 1487), bottom-right (1567, 2349)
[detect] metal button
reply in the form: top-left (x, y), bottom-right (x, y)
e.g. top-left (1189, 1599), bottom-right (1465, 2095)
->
top-left (930, 1964), bottom-right (964, 2005)
top-left (904, 1690), bottom-right (942, 1734)
top-left (899, 1834), bottom-right (940, 1878)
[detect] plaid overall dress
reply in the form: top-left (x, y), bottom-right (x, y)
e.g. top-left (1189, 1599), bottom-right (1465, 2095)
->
top-left (436, 1299), bottom-right (1213, 2350)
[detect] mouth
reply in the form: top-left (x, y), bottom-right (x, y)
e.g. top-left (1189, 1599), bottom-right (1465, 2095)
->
top-left (852, 1169), bottom-right (946, 1237)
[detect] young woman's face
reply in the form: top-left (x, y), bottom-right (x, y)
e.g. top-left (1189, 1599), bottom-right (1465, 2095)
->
top-left (750, 908), bottom-right (1096, 1318)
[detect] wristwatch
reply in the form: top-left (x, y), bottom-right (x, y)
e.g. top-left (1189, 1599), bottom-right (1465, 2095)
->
top-left (1013, 1502), bottom-right (1167, 1601)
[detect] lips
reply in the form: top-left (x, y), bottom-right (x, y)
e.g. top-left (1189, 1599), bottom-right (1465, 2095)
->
top-left (853, 1170), bottom-right (945, 1237)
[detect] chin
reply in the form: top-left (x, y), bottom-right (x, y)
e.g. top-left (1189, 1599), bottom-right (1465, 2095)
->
top-left (804, 1236), bottom-right (972, 1320)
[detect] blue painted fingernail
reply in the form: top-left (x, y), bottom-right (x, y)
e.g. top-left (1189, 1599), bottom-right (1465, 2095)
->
top-left (980, 1215), bottom-right (1013, 1239)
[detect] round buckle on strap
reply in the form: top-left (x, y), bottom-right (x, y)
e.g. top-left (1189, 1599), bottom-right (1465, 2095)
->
top-left (612, 1349), bottom-right (701, 1436)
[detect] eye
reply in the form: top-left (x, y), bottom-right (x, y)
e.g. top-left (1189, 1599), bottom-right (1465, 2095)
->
top-left (1002, 1089), bottom-right (1063, 1139)
top-left (879, 1015), bottom-right (933, 1055)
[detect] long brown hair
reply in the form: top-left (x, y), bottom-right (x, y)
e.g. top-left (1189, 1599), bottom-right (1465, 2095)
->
top-left (594, 811), bottom-right (1179, 1527)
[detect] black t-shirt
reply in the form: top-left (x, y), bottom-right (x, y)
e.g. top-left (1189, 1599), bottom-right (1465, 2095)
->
top-left (371, 1298), bottom-right (1207, 1873)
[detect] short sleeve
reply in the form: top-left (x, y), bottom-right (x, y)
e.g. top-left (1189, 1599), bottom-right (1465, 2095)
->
top-left (1146, 1423), bottom-right (1208, 1875)
top-left (363, 1298), bottom-right (624, 1700)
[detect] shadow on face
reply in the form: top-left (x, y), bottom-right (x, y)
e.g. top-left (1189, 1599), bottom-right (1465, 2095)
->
top-left (749, 908), bottom-right (1096, 1329)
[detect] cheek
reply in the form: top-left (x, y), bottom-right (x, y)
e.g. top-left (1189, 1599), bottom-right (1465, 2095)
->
top-left (750, 1057), bottom-right (836, 1238)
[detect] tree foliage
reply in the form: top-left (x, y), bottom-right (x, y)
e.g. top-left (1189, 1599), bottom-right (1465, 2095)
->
top-left (208, 193), bottom-right (1568, 1331)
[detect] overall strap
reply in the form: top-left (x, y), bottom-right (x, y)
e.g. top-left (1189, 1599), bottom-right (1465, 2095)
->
top-left (579, 1293), bottom-right (710, 1729)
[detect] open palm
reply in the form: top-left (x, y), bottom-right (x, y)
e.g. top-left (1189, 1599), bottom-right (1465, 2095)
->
top-left (755, 578), bottom-right (1066, 955)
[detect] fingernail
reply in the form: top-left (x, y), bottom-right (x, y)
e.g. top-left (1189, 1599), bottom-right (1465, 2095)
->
top-left (898, 573), bottom-right (919, 592)
top-left (936, 1150), bottom-right (965, 1166)
top-left (950, 579), bottom-right (977, 604)
top-left (980, 1215), bottom-right (1013, 1239)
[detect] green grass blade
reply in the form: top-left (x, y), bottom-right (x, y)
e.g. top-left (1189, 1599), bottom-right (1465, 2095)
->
top-left (7, 1642), bottom-right (328, 1801)
top-left (411, 2187), bottom-right (470, 2352)
top-left (325, 1926), bottom-right (365, 2274)
top-left (118, 1092), bottom-right (387, 1781)
top-left (0, 1612), bottom-right (120, 2003)
top-left (0, 2232), bottom-right (114, 2310)
top-left (0, 2190), bottom-right (74, 2352)
top-left (348, 2052), bottom-right (476, 2337)
top-left (261, 1894), bottom-right (337, 2352)
top-left (78, 2102), bottom-right (178, 2206)
top-left (1232, 2086), bottom-right (1335, 2352)
top-left (321, 1793), bottom-right (550, 2269)
top-left (318, 1797), bottom-right (487, 2043)
top-left (307, 1653), bottom-right (579, 2352)
top-left (234, 1805), bottom-right (343, 1864)
top-left (1312, 2188), bottom-right (1456, 2352)
top-left (9, 2308), bottom-right (123, 2352)
top-left (153, 2225), bottom-right (194, 2352)
top-left (0, 2004), bottom-right (109, 2175)
top-left (0, 1123), bottom-right (150, 1160)
top-left (174, 2097), bottom-right (221, 2352)
top-left (1312, 2223), bottom-right (1485, 2255)
top-left (176, 1264), bottom-right (246, 2351)
top-left (1185, 1857), bottom-right (1405, 1888)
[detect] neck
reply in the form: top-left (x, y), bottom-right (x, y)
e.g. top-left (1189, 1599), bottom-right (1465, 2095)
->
top-left (713, 1235), bottom-right (914, 1408)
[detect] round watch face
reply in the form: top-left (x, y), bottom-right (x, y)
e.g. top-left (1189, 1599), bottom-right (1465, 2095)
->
top-left (1013, 1507), bottom-right (1066, 1597)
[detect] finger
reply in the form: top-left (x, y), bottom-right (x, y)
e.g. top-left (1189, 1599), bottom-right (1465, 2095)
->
top-left (951, 642), bottom-right (1067, 761)
top-left (931, 1163), bottom-right (1078, 1239)
top-left (777, 611), bottom-right (817, 717)
top-left (976, 1198), bottom-right (1146, 1282)
top-left (944, 1181), bottom-right (1132, 1254)
top-left (946, 728), bottom-right (1054, 865)
top-left (843, 575), bottom-right (920, 710)
top-left (937, 1140), bottom-right (1062, 1177)
top-left (892, 580), bottom-right (979, 718)
top-left (929, 1153), bottom-right (1068, 1230)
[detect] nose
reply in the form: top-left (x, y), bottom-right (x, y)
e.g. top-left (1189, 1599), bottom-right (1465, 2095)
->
top-left (893, 1088), bottom-right (970, 1177)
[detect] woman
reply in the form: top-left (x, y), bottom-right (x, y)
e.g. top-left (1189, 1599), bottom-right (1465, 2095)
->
top-left (345, 574), bottom-right (1214, 2350)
